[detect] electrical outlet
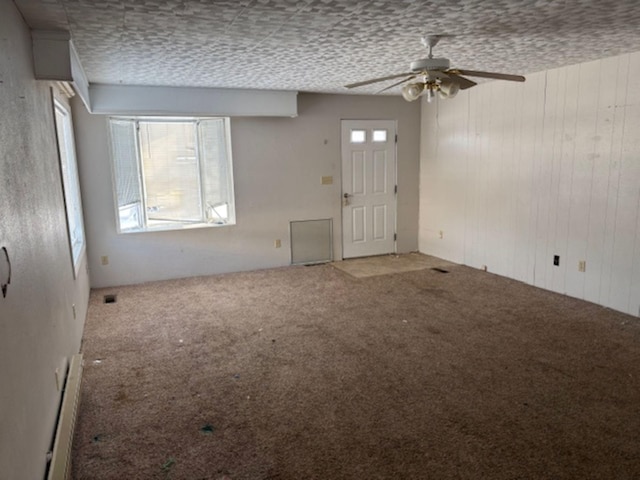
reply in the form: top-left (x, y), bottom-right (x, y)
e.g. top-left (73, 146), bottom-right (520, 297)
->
top-left (578, 260), bottom-right (586, 272)
top-left (439, 230), bottom-right (444, 239)
top-left (101, 255), bottom-right (109, 266)
top-left (274, 239), bottom-right (281, 248)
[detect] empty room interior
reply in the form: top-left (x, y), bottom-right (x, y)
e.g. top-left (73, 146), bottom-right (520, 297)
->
top-left (2, 0), bottom-right (640, 478)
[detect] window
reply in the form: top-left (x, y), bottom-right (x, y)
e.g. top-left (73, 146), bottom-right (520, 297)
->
top-left (108, 117), bottom-right (235, 233)
top-left (53, 97), bottom-right (86, 276)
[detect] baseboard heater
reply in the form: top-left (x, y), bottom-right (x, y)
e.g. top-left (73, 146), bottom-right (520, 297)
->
top-left (47, 353), bottom-right (83, 480)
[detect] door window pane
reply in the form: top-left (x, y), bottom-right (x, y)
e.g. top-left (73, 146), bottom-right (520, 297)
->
top-left (372, 129), bottom-right (388, 142)
top-left (350, 129), bottom-right (366, 143)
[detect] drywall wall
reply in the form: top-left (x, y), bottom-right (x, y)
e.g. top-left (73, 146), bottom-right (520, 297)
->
top-left (419, 51), bottom-right (640, 317)
top-left (0, 2), bottom-right (90, 479)
top-left (73, 93), bottom-right (420, 287)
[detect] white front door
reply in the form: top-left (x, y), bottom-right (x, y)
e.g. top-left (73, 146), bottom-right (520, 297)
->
top-left (341, 120), bottom-right (397, 259)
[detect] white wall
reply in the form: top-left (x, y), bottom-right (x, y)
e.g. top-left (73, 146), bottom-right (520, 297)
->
top-left (419, 51), bottom-right (640, 317)
top-left (0, 2), bottom-right (91, 478)
top-left (74, 93), bottom-right (420, 288)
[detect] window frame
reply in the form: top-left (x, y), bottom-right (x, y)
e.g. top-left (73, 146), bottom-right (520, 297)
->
top-left (107, 116), bottom-right (236, 234)
top-left (52, 92), bottom-right (86, 278)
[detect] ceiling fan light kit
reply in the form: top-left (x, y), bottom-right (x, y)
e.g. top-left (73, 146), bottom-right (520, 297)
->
top-left (438, 79), bottom-right (460, 99)
top-left (401, 82), bottom-right (425, 102)
top-left (346, 35), bottom-right (525, 102)
top-left (401, 76), bottom-right (460, 102)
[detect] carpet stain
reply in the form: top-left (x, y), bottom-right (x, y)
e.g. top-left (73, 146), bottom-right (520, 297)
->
top-left (200, 424), bottom-right (215, 435)
top-left (114, 389), bottom-right (129, 403)
top-left (426, 325), bottom-right (442, 335)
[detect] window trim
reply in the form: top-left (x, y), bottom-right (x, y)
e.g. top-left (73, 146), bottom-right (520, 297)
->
top-left (107, 116), bottom-right (236, 234)
top-left (52, 91), bottom-right (86, 278)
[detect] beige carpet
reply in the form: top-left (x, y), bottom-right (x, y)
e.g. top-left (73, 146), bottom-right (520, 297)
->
top-left (73, 261), bottom-right (640, 480)
top-left (332, 252), bottom-right (456, 278)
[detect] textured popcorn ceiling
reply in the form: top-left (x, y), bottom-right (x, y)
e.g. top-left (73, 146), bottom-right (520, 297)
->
top-left (15, 0), bottom-right (640, 94)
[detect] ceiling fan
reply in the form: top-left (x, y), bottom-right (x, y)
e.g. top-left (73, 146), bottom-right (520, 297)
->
top-left (345, 35), bottom-right (525, 102)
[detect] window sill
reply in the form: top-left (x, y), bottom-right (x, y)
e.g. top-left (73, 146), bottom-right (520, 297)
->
top-left (118, 221), bottom-right (235, 234)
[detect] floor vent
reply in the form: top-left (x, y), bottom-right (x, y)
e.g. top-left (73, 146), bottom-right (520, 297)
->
top-left (103, 294), bottom-right (117, 304)
top-left (47, 353), bottom-right (83, 480)
top-left (431, 267), bottom-right (449, 274)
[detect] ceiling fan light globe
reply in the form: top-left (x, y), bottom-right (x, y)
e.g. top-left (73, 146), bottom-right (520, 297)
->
top-left (439, 79), bottom-right (460, 98)
top-left (401, 82), bottom-right (424, 102)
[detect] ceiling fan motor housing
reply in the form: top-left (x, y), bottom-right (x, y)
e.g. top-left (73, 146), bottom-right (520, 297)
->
top-left (410, 57), bottom-right (450, 72)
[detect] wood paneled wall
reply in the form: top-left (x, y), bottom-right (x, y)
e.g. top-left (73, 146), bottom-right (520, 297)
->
top-left (419, 51), bottom-right (640, 317)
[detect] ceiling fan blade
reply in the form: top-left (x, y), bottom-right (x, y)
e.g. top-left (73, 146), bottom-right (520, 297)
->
top-left (452, 69), bottom-right (525, 82)
top-left (345, 72), bottom-right (414, 89)
top-left (375, 75), bottom-right (416, 94)
top-left (445, 73), bottom-right (477, 90)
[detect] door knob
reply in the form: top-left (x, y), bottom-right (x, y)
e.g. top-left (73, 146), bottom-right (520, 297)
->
top-left (343, 193), bottom-right (352, 198)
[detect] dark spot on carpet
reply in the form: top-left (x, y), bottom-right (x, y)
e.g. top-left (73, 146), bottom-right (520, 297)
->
top-left (431, 267), bottom-right (449, 273)
top-left (426, 326), bottom-right (442, 335)
top-left (114, 389), bottom-right (129, 403)
top-left (200, 424), bottom-right (215, 435)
